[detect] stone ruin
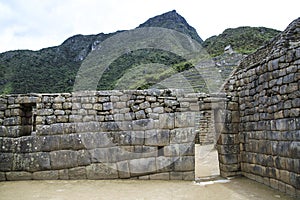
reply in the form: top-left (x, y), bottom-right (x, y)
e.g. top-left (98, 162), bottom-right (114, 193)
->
top-left (0, 89), bottom-right (223, 181)
top-left (219, 17), bottom-right (300, 197)
top-left (0, 17), bottom-right (299, 197)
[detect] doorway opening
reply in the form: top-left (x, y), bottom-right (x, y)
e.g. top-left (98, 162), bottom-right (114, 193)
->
top-left (20, 103), bottom-right (36, 136)
top-left (194, 108), bottom-right (221, 180)
top-left (195, 144), bottom-right (220, 179)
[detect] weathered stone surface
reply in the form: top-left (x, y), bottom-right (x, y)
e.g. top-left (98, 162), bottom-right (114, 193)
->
top-left (0, 172), bottom-right (6, 181)
top-left (290, 141), bottom-right (300, 159)
top-left (219, 154), bottom-right (238, 165)
top-left (170, 172), bottom-right (183, 180)
top-left (16, 96), bottom-right (38, 104)
top-left (58, 169), bottom-right (69, 180)
top-left (86, 163), bottom-right (118, 179)
top-left (54, 96), bottom-right (65, 103)
top-left (54, 110), bottom-right (65, 116)
top-left (163, 144), bottom-right (180, 157)
top-left (37, 109), bottom-right (53, 116)
top-left (77, 150), bottom-right (91, 166)
top-left (183, 171), bottom-right (195, 180)
top-left (103, 102), bottom-right (113, 111)
top-left (39, 135), bottom-right (60, 151)
top-left (0, 138), bottom-right (16, 153)
top-left (100, 121), bottom-right (121, 131)
top-left (69, 115), bottom-right (82, 122)
top-left (217, 145), bottom-right (239, 155)
top-left (0, 153), bottom-right (13, 171)
top-left (156, 156), bottom-right (174, 172)
top-left (159, 113), bottom-right (175, 129)
top-left (139, 101), bottom-right (150, 109)
top-left (145, 130), bottom-right (169, 146)
top-left (164, 99), bottom-right (179, 108)
top-left (3, 117), bottom-right (21, 126)
top-left (174, 156), bottom-right (194, 172)
top-left (118, 131), bottom-right (144, 145)
top-left (1, 126), bottom-right (21, 137)
top-left (135, 110), bottom-right (146, 119)
top-left (180, 143), bottom-right (195, 156)
top-left (0, 103), bottom-right (7, 111)
top-left (132, 119), bottom-right (154, 131)
top-left (170, 128), bottom-right (195, 144)
top-left (138, 175), bottom-right (150, 180)
top-left (6, 171), bottom-right (32, 181)
top-left (149, 172), bottom-right (170, 180)
top-left (175, 112), bottom-right (195, 128)
top-left (33, 170), bottom-right (58, 180)
top-left (89, 148), bottom-right (111, 163)
top-left (12, 152), bottom-right (51, 172)
top-left (146, 96), bottom-right (156, 102)
top-left (63, 102), bottom-right (72, 109)
top-left (129, 157), bottom-right (156, 175)
top-left (69, 167), bottom-right (87, 179)
top-left (81, 132), bottom-right (114, 149)
top-left (220, 163), bottom-right (240, 172)
top-left (52, 103), bottom-right (63, 110)
top-left (290, 172), bottom-right (300, 189)
top-left (286, 184), bottom-right (297, 197)
top-left (117, 160), bottom-right (130, 178)
top-left (152, 107), bottom-right (164, 113)
top-left (138, 146), bottom-right (157, 158)
top-left (50, 150), bottom-right (78, 170)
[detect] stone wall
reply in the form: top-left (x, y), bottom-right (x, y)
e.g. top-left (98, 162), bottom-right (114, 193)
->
top-left (219, 18), bottom-right (300, 197)
top-left (0, 89), bottom-right (223, 181)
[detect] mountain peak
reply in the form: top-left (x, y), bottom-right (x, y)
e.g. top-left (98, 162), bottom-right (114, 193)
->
top-left (155, 10), bottom-right (183, 21)
top-left (138, 10), bottom-right (203, 44)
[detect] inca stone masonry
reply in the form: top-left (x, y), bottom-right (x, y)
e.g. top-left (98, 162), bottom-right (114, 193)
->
top-left (0, 17), bottom-right (299, 197)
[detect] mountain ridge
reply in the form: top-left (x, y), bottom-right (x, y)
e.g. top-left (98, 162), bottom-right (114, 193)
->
top-left (138, 10), bottom-right (203, 44)
top-left (203, 26), bottom-right (281, 56)
top-left (0, 10), bottom-right (281, 94)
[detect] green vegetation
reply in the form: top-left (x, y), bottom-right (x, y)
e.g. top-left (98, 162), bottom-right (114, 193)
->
top-left (0, 33), bottom-right (112, 94)
top-left (115, 63), bottom-right (174, 90)
top-left (203, 27), bottom-right (280, 56)
top-left (0, 10), bottom-right (282, 94)
top-left (0, 48), bottom-right (80, 94)
top-left (97, 49), bottom-right (192, 90)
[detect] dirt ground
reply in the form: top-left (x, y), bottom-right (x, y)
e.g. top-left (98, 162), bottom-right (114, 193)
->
top-left (0, 145), bottom-right (297, 200)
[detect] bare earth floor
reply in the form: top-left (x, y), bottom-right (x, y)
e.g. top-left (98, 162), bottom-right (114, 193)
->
top-left (0, 178), bottom-right (296, 200)
top-left (0, 145), bottom-right (297, 200)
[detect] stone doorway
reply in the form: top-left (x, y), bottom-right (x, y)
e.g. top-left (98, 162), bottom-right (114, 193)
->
top-left (194, 103), bottom-right (222, 180)
top-left (20, 103), bottom-right (36, 136)
top-left (195, 144), bottom-right (220, 180)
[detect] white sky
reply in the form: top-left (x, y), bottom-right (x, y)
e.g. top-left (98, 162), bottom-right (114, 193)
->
top-left (0, 0), bottom-right (299, 53)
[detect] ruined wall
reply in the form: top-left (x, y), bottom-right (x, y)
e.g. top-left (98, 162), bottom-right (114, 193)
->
top-left (0, 89), bottom-right (221, 181)
top-left (220, 18), bottom-right (300, 197)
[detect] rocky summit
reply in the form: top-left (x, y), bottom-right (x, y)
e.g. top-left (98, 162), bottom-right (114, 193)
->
top-left (138, 10), bottom-right (203, 44)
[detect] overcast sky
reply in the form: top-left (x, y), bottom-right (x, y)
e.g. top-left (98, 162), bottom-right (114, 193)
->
top-left (0, 0), bottom-right (299, 53)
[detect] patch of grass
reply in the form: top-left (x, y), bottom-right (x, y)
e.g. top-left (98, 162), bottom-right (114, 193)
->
top-left (203, 26), bottom-right (280, 56)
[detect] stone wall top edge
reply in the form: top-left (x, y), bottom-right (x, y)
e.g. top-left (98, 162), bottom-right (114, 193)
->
top-left (0, 89), bottom-right (227, 98)
top-left (236, 17), bottom-right (300, 72)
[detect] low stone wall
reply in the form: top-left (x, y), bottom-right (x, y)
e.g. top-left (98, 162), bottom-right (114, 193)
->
top-left (219, 18), bottom-right (300, 197)
top-left (0, 89), bottom-right (223, 181)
